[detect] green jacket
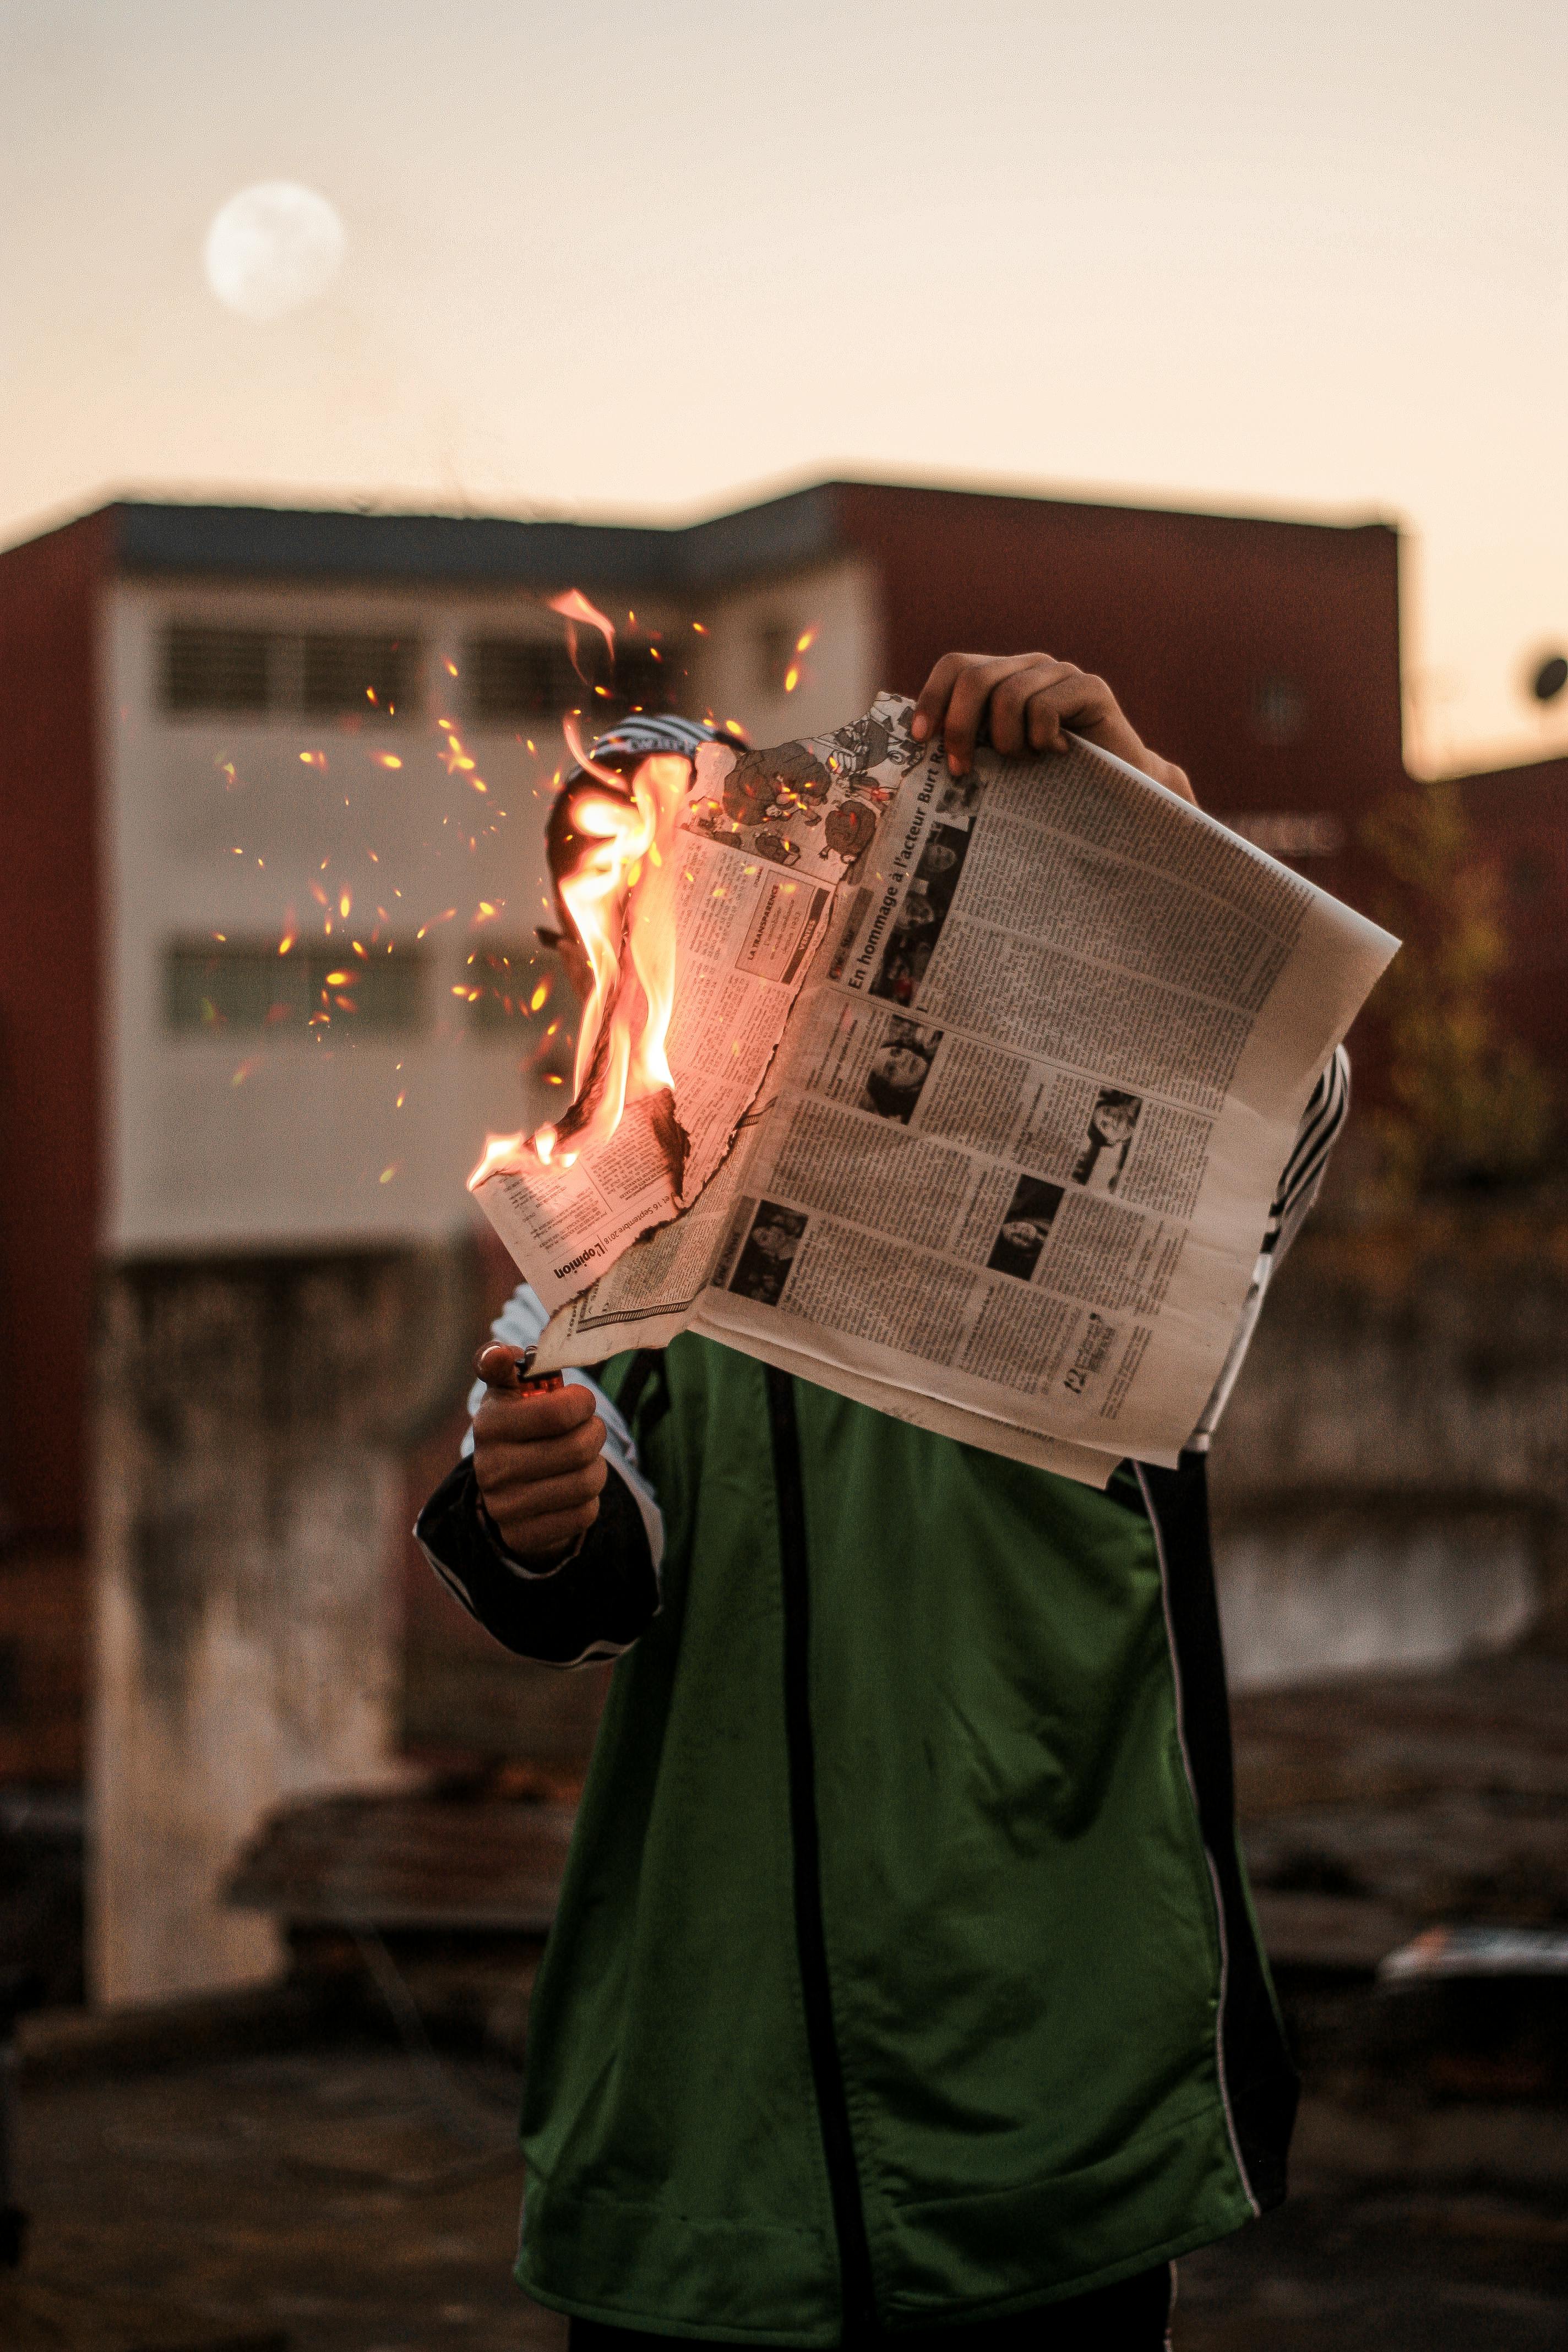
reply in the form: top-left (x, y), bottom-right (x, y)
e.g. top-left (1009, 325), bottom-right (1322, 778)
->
top-left (417, 1333), bottom-right (1295, 2344)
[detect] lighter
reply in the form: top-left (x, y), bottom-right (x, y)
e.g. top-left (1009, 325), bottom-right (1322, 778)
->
top-left (473, 1342), bottom-right (566, 1398)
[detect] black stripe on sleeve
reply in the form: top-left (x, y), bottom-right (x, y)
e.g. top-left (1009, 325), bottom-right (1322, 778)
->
top-left (415, 1456), bottom-right (659, 1668)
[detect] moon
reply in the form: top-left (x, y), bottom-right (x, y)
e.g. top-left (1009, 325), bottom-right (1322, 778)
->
top-left (204, 183), bottom-right (346, 322)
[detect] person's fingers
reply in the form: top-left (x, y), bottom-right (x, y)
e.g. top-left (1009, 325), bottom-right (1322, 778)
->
top-left (473, 1414), bottom-right (607, 1487)
top-left (1025, 677), bottom-right (1097, 754)
top-left (1023, 691), bottom-right (1068, 753)
top-left (482, 1456), bottom-right (608, 1522)
top-left (913, 650), bottom-right (1197, 803)
top-left (473, 1382), bottom-right (598, 1443)
top-left (1018, 669), bottom-right (1134, 763)
top-left (491, 1495), bottom-right (602, 1557)
top-left (910, 652), bottom-right (971, 743)
top-left (941, 655), bottom-right (1038, 774)
top-left (988, 658), bottom-right (1071, 755)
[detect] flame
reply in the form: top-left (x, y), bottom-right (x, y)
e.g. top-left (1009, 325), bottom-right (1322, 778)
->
top-left (469, 747), bottom-right (694, 1193)
top-left (548, 588), bottom-right (616, 679)
top-left (471, 1129), bottom-right (525, 1186)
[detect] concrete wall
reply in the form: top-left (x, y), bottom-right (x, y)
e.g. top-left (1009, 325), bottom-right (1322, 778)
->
top-left (1209, 1205), bottom-right (1568, 1690)
top-left (91, 1243), bottom-right (473, 2005)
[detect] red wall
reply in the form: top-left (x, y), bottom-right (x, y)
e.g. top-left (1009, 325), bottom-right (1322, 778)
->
top-left (0, 512), bottom-right (110, 1554)
top-left (833, 481), bottom-right (1406, 809)
top-left (832, 482), bottom-right (1418, 1096)
top-left (832, 482), bottom-right (1567, 1104)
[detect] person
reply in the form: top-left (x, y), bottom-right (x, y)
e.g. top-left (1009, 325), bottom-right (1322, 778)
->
top-left (416, 654), bottom-right (1352, 2352)
top-left (861, 1028), bottom-right (935, 1121)
top-left (1072, 1091), bottom-right (1143, 1195)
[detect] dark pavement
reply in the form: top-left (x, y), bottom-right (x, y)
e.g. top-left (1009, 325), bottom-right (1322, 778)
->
top-left (3, 1652), bottom-right (1564, 2349)
top-left (4, 2037), bottom-right (1565, 2352)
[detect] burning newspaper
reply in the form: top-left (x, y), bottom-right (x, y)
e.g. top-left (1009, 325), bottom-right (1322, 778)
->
top-left (471, 696), bottom-right (1396, 1488)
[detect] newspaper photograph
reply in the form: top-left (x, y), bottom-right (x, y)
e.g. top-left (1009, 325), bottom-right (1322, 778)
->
top-left (477, 696), bottom-right (1397, 1481)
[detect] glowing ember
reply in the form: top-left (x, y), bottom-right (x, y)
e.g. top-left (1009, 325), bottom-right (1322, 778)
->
top-left (783, 627), bottom-right (819, 694)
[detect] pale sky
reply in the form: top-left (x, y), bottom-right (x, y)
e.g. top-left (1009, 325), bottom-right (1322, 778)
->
top-left (3, 0), bottom-right (1565, 776)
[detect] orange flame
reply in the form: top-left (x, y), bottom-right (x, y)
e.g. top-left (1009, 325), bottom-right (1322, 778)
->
top-left (548, 588), bottom-right (616, 680)
top-left (470, 1129), bottom-right (525, 1187)
top-left (469, 746), bottom-right (694, 1193)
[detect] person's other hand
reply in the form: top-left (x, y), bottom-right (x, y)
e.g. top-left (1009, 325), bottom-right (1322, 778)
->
top-left (911, 653), bottom-right (1194, 804)
top-left (472, 1363), bottom-right (607, 1562)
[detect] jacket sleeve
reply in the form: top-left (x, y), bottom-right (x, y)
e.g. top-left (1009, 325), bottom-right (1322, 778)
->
top-left (1186, 1046), bottom-right (1351, 1449)
top-left (414, 1284), bottom-right (665, 1669)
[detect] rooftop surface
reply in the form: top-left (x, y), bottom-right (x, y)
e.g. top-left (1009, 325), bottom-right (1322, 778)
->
top-left (2, 477), bottom-right (1395, 591)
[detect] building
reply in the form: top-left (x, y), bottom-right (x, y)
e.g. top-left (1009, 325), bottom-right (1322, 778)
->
top-left (0, 477), bottom-right (1555, 1999)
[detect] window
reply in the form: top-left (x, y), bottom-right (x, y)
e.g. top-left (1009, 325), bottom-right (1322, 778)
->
top-left (615, 641), bottom-right (679, 712)
top-left (469, 637), bottom-right (580, 720)
top-left (160, 626), bottom-right (420, 717)
top-left (164, 626), bottom-right (271, 712)
top-left (1250, 675), bottom-right (1307, 747)
top-left (165, 940), bottom-right (429, 1033)
top-left (465, 634), bottom-right (679, 722)
top-left (301, 633), bottom-right (417, 715)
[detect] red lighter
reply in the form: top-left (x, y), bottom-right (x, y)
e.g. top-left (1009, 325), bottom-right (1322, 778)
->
top-left (475, 1342), bottom-right (565, 1397)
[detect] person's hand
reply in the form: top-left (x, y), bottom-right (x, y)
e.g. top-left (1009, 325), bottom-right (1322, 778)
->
top-left (471, 1349), bottom-right (608, 1562)
top-left (911, 653), bottom-right (1194, 804)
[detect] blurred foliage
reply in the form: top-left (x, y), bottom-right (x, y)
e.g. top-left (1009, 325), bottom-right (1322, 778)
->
top-left (1361, 781), bottom-right (1554, 1197)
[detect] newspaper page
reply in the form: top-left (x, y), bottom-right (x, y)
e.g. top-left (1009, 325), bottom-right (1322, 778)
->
top-left (502, 696), bottom-right (1397, 1482)
top-left (472, 828), bottom-right (837, 1314)
top-left (472, 705), bottom-right (917, 1313)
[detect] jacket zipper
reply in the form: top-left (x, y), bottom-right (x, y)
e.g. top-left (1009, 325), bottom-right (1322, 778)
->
top-left (765, 1366), bottom-right (880, 2344)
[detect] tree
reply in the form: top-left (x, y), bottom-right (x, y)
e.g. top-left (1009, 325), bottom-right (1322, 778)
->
top-left (1362, 782), bottom-right (1554, 1195)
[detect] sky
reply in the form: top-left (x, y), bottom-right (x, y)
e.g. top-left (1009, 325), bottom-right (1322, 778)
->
top-left (3, 0), bottom-right (1565, 776)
